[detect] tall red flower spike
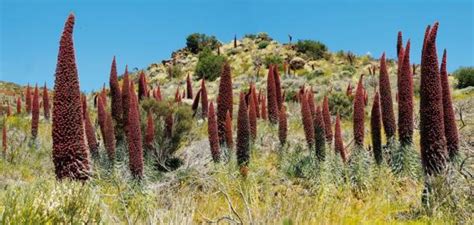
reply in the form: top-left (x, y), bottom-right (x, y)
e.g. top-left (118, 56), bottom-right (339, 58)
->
top-left (217, 62), bottom-right (233, 144)
top-left (334, 114), bottom-right (346, 163)
top-left (165, 112), bottom-right (173, 140)
top-left (236, 92), bottom-right (250, 167)
top-left (109, 56), bottom-right (123, 126)
top-left (145, 110), bottom-right (155, 151)
top-left (397, 31), bottom-right (403, 57)
top-left (251, 84), bottom-right (260, 118)
top-left (273, 64), bottom-right (283, 112)
top-left (248, 92), bottom-right (257, 141)
top-left (440, 50), bottom-right (459, 159)
top-left (43, 83), bottom-right (50, 119)
top-left (186, 74), bottom-right (193, 99)
top-left (191, 89), bottom-right (202, 116)
top-left (322, 96), bottom-right (332, 143)
top-left (208, 102), bottom-right (220, 162)
top-left (138, 71), bottom-right (148, 101)
top-left (266, 65), bottom-right (279, 123)
top-left (104, 112), bottom-right (116, 160)
top-left (52, 14), bottom-right (89, 180)
top-left (371, 91), bottom-right (383, 165)
top-left (353, 75), bottom-right (365, 147)
top-left (31, 85), bottom-right (40, 139)
top-left (201, 79), bottom-right (208, 118)
top-left (379, 53), bottom-right (396, 140)
top-left (225, 110), bottom-right (233, 149)
top-left (121, 66), bottom-right (130, 131)
top-left (301, 92), bottom-right (315, 149)
top-left (25, 84), bottom-right (31, 114)
top-left (97, 92), bottom-right (107, 139)
top-left (126, 82), bottom-right (144, 178)
top-left (155, 85), bottom-right (162, 101)
top-left (82, 95), bottom-right (99, 156)
top-left (398, 40), bottom-right (414, 146)
top-left (16, 97), bottom-right (21, 114)
top-left (314, 105), bottom-right (326, 160)
top-left (308, 90), bottom-right (316, 119)
top-left (278, 105), bottom-right (288, 146)
top-left (420, 22), bottom-right (447, 175)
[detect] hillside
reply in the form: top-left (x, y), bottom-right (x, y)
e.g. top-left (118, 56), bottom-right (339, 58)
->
top-left (1, 23), bottom-right (473, 225)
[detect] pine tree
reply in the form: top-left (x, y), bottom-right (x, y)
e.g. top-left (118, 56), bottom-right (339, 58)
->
top-left (52, 14), bottom-right (90, 180)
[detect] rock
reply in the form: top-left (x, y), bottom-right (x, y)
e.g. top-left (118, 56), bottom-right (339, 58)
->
top-left (290, 57), bottom-right (306, 70)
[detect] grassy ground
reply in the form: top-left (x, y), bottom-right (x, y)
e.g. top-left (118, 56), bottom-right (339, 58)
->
top-left (1, 96), bottom-right (472, 225)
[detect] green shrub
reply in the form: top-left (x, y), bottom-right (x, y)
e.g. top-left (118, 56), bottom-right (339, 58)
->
top-left (258, 41), bottom-right (270, 49)
top-left (263, 55), bottom-right (283, 68)
top-left (295, 40), bottom-right (328, 60)
top-left (186, 33), bottom-right (220, 54)
top-left (328, 92), bottom-right (353, 119)
top-left (168, 64), bottom-right (183, 79)
top-left (256, 32), bottom-right (272, 41)
top-left (454, 67), bottom-right (474, 88)
top-left (244, 33), bottom-right (257, 39)
top-left (306, 69), bottom-right (325, 80)
top-left (195, 48), bottom-right (226, 81)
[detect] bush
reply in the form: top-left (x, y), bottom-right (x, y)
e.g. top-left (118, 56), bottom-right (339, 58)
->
top-left (195, 48), bottom-right (226, 81)
top-left (258, 41), bottom-right (270, 49)
top-left (263, 55), bottom-right (283, 68)
top-left (186, 33), bottom-right (220, 54)
top-left (168, 64), bottom-right (183, 79)
top-left (328, 92), bottom-right (353, 119)
top-left (454, 67), bottom-right (474, 88)
top-left (244, 33), bottom-right (257, 39)
top-left (295, 40), bottom-right (328, 60)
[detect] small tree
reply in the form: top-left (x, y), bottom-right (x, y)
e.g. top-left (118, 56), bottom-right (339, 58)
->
top-left (186, 33), bottom-right (220, 54)
top-left (195, 48), bottom-right (226, 81)
top-left (295, 40), bottom-right (328, 60)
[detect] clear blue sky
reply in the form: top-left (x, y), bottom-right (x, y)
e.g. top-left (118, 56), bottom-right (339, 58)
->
top-left (1, 0), bottom-right (473, 92)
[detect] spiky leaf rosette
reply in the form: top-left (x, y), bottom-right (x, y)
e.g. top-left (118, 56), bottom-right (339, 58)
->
top-left (248, 92), bottom-right (257, 141)
top-left (379, 53), bottom-right (396, 140)
top-left (266, 65), bottom-right (279, 123)
top-left (52, 14), bottom-right (89, 180)
top-left (314, 105), bottom-right (326, 161)
top-left (260, 94), bottom-right (267, 120)
top-left (104, 112), bottom-right (116, 160)
top-left (138, 71), bottom-right (148, 101)
top-left (236, 92), bottom-right (250, 167)
top-left (217, 62), bottom-right (233, 144)
top-left (273, 64), bottom-right (283, 111)
top-left (334, 114), bottom-right (346, 163)
top-left (301, 92), bottom-right (315, 149)
top-left (225, 111), bottom-right (233, 150)
top-left (322, 96), bottom-right (333, 143)
top-left (31, 85), bottom-right (40, 139)
top-left (121, 66), bottom-right (130, 131)
top-left (398, 40), bottom-right (414, 146)
top-left (439, 50), bottom-right (459, 159)
top-left (82, 95), bottom-right (99, 157)
top-left (145, 110), bottom-right (155, 151)
top-left (186, 74), bottom-right (193, 99)
top-left (126, 83), bottom-right (144, 178)
top-left (201, 79), bottom-right (208, 118)
top-left (353, 75), bottom-right (365, 147)
top-left (43, 83), bottom-right (50, 119)
top-left (16, 97), bottom-right (21, 114)
top-left (397, 31), bottom-right (403, 57)
top-left (371, 91), bottom-right (383, 165)
top-left (420, 22), bottom-right (447, 176)
top-left (278, 105), bottom-right (288, 146)
top-left (25, 84), bottom-right (31, 114)
top-left (208, 102), bottom-right (220, 162)
top-left (109, 56), bottom-right (123, 127)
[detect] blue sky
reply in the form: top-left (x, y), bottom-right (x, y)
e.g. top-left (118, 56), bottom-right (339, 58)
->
top-left (1, 0), bottom-right (473, 92)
